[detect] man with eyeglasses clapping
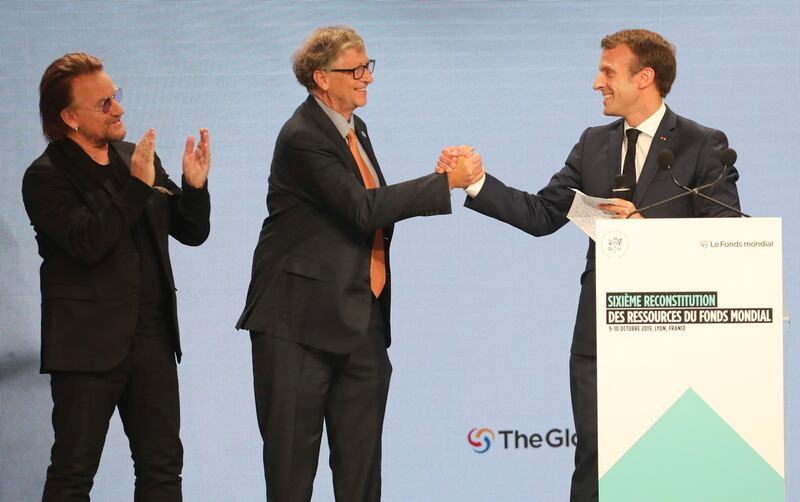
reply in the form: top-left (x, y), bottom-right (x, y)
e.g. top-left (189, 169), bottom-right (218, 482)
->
top-left (22, 52), bottom-right (211, 502)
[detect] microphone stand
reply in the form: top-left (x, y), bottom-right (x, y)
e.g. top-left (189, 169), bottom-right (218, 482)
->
top-left (626, 163), bottom-right (749, 218)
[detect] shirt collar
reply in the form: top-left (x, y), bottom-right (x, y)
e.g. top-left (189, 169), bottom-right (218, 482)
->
top-left (624, 102), bottom-right (667, 138)
top-left (313, 95), bottom-right (354, 139)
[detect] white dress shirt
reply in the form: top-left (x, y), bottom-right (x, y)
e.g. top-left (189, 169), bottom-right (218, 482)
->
top-left (622, 102), bottom-right (667, 180)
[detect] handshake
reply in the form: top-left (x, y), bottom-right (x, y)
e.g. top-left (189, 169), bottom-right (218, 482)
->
top-left (436, 145), bottom-right (484, 190)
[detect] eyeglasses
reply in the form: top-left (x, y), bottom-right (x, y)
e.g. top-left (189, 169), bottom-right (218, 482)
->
top-left (327, 60), bottom-right (375, 80)
top-left (79, 87), bottom-right (123, 114)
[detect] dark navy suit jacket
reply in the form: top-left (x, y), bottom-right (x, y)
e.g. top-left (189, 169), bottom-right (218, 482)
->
top-left (237, 95), bottom-right (452, 353)
top-left (465, 107), bottom-right (741, 356)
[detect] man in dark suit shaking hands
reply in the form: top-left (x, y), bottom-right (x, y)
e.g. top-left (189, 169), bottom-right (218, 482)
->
top-left (438, 29), bottom-right (741, 501)
top-left (237, 25), bottom-right (483, 502)
top-left (22, 53), bottom-right (211, 501)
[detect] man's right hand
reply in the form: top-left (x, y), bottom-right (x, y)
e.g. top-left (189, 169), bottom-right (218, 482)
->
top-left (438, 145), bottom-right (483, 189)
top-left (436, 145), bottom-right (474, 174)
top-left (131, 128), bottom-right (156, 187)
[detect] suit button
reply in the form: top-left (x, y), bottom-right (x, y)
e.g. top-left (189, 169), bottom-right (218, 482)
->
top-left (132, 288), bottom-right (139, 296)
top-left (132, 252), bottom-right (139, 262)
top-left (365, 276), bottom-right (370, 283)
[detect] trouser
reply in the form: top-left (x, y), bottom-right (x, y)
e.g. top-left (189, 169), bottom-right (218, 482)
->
top-left (42, 334), bottom-right (183, 502)
top-left (569, 353), bottom-right (598, 502)
top-left (250, 300), bottom-right (391, 502)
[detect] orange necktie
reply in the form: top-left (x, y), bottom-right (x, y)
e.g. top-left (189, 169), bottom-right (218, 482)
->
top-left (346, 128), bottom-right (386, 297)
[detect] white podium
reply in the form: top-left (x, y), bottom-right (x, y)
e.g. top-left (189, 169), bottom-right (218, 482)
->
top-left (595, 218), bottom-right (784, 501)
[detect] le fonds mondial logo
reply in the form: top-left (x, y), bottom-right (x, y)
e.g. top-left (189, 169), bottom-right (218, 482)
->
top-left (467, 427), bottom-right (577, 454)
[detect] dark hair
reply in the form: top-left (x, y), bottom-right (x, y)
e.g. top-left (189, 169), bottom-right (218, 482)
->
top-left (39, 52), bottom-right (104, 141)
top-left (601, 29), bottom-right (676, 97)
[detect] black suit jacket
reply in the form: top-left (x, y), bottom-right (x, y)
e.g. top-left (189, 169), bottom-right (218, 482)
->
top-left (237, 95), bottom-right (451, 353)
top-left (22, 139), bottom-right (210, 373)
top-left (465, 107), bottom-right (741, 356)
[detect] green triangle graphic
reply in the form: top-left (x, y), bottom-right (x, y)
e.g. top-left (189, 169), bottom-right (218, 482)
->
top-left (599, 388), bottom-right (784, 501)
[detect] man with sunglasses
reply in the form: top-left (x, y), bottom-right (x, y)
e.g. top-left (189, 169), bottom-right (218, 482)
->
top-left (22, 52), bottom-right (211, 501)
top-left (237, 25), bottom-right (482, 501)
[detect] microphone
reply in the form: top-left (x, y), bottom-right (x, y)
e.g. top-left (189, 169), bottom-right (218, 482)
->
top-left (684, 147), bottom-right (746, 216)
top-left (660, 149), bottom-right (694, 193)
top-left (657, 149), bottom-right (674, 169)
top-left (693, 147), bottom-right (738, 194)
top-left (626, 148), bottom-right (748, 218)
top-left (721, 148), bottom-right (737, 168)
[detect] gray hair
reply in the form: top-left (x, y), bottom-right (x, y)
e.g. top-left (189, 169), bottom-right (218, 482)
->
top-left (292, 25), bottom-right (365, 90)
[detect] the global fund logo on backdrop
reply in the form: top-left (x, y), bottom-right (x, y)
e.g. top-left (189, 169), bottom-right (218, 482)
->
top-left (468, 427), bottom-right (577, 454)
top-left (467, 428), bottom-right (495, 453)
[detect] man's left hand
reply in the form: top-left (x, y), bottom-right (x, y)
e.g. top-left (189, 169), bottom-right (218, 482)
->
top-left (598, 198), bottom-right (644, 219)
top-left (436, 145), bottom-right (474, 174)
top-left (182, 128), bottom-right (211, 189)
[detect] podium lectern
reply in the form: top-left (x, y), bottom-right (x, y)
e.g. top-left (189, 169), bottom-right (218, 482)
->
top-left (595, 218), bottom-right (784, 501)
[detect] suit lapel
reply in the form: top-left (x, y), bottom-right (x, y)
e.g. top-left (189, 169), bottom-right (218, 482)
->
top-left (304, 96), bottom-right (368, 186)
top-left (353, 114), bottom-right (392, 239)
top-left (353, 119), bottom-right (385, 187)
top-left (633, 107), bottom-right (677, 206)
top-left (50, 140), bottom-right (118, 203)
top-left (110, 141), bottom-right (131, 172)
top-left (106, 142), bottom-right (131, 197)
top-left (606, 120), bottom-right (624, 195)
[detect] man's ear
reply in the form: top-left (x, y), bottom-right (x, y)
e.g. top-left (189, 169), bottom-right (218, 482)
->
top-left (637, 67), bottom-right (656, 90)
top-left (313, 69), bottom-right (329, 91)
top-left (60, 108), bottom-right (78, 131)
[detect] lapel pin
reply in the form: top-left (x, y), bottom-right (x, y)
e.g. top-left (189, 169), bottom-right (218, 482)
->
top-left (360, 130), bottom-right (367, 138)
top-left (660, 136), bottom-right (668, 141)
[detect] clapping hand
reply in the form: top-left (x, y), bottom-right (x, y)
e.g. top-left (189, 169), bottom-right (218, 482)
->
top-left (182, 128), bottom-right (211, 189)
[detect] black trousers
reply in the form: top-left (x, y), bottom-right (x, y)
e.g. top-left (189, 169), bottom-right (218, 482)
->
top-left (42, 334), bottom-right (183, 502)
top-left (569, 353), bottom-right (598, 502)
top-left (250, 300), bottom-right (392, 502)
